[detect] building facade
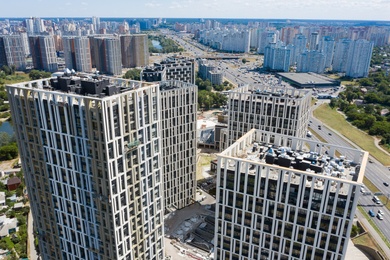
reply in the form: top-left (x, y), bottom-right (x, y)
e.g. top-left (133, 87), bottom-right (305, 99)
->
top-left (29, 35), bottom-right (58, 72)
top-left (297, 50), bottom-right (326, 74)
top-left (318, 36), bottom-right (335, 70)
top-left (120, 34), bottom-right (149, 68)
top-left (0, 35), bottom-right (26, 70)
top-left (160, 81), bottom-right (197, 211)
top-left (225, 85), bottom-right (311, 148)
top-left (62, 36), bottom-right (92, 72)
top-left (90, 36), bottom-right (122, 75)
top-left (263, 42), bottom-right (291, 72)
top-left (7, 75), bottom-right (164, 260)
top-left (159, 57), bottom-right (195, 84)
top-left (214, 129), bottom-right (367, 260)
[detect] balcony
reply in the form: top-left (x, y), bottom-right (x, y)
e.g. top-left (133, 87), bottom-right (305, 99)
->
top-left (125, 140), bottom-right (141, 152)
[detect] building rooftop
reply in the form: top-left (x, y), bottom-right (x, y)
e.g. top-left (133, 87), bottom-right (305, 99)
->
top-left (230, 83), bottom-right (312, 100)
top-left (7, 72), bottom-right (156, 99)
top-left (278, 72), bottom-right (339, 86)
top-left (219, 129), bottom-right (368, 195)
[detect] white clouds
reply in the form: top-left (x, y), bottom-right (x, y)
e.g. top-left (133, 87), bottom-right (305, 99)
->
top-left (145, 2), bottom-right (162, 8)
top-left (81, 2), bottom-right (88, 6)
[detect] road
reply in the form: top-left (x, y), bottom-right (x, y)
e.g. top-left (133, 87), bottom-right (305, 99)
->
top-left (28, 210), bottom-right (38, 260)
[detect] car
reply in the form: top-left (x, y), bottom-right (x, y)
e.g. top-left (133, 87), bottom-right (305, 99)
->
top-left (369, 159), bottom-right (373, 163)
top-left (377, 213), bottom-right (384, 220)
top-left (328, 133), bottom-right (332, 136)
top-left (368, 209), bottom-right (375, 217)
top-left (384, 182), bottom-right (389, 187)
top-left (378, 209), bottom-right (384, 215)
top-left (360, 187), bottom-right (365, 193)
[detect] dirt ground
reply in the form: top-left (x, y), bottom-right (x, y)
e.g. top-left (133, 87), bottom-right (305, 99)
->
top-left (0, 158), bottom-right (18, 172)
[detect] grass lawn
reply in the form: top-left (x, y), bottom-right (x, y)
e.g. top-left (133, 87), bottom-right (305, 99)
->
top-left (313, 103), bottom-right (390, 165)
top-left (1, 72), bottom-right (30, 85)
top-left (196, 154), bottom-right (216, 180)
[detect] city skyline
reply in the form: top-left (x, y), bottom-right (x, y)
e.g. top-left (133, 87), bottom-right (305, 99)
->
top-left (0, 0), bottom-right (389, 21)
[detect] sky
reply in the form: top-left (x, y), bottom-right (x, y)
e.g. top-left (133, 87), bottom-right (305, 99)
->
top-left (0, 0), bottom-right (389, 21)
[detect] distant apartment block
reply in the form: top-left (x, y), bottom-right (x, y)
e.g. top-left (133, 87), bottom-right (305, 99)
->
top-left (225, 85), bottom-right (311, 148)
top-left (0, 35), bottom-right (26, 70)
top-left (346, 39), bottom-right (374, 78)
top-left (90, 36), bottom-right (122, 75)
top-left (198, 59), bottom-right (224, 85)
top-left (214, 129), bottom-right (367, 260)
top-left (333, 39), bottom-right (374, 78)
top-left (318, 36), bottom-right (335, 70)
top-left (120, 34), bottom-right (149, 68)
top-left (62, 36), bottom-right (92, 72)
top-left (263, 42), bottom-right (291, 72)
top-left (297, 50), bottom-right (326, 74)
top-left (29, 35), bottom-right (58, 72)
top-left (160, 81), bottom-right (197, 211)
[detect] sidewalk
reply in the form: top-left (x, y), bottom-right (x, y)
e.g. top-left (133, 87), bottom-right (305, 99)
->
top-left (355, 209), bottom-right (390, 259)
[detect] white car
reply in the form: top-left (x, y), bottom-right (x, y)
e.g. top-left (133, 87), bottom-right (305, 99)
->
top-left (378, 209), bottom-right (384, 215)
top-left (377, 213), bottom-right (384, 220)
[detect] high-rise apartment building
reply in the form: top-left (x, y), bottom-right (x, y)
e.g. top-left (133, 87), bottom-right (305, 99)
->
top-left (291, 34), bottom-right (307, 65)
top-left (7, 75), bottom-right (164, 260)
top-left (120, 34), bottom-right (149, 68)
top-left (345, 39), bottom-right (374, 78)
top-left (297, 50), bottom-right (326, 74)
top-left (0, 35), bottom-right (27, 70)
top-left (198, 59), bottom-right (224, 85)
top-left (263, 42), bottom-right (291, 72)
top-left (318, 36), bottom-right (335, 70)
top-left (90, 36), bottom-right (122, 75)
top-left (214, 129), bottom-right (367, 260)
top-left (281, 27), bottom-right (298, 45)
top-left (62, 37), bottom-right (92, 72)
top-left (225, 84), bottom-right (311, 148)
top-left (333, 39), bottom-right (374, 78)
top-left (332, 39), bottom-right (352, 73)
top-left (26, 17), bottom-right (45, 35)
top-left (29, 35), bottom-right (58, 72)
top-left (308, 32), bottom-right (319, 50)
top-left (160, 80), bottom-right (197, 211)
top-left (159, 56), bottom-right (195, 84)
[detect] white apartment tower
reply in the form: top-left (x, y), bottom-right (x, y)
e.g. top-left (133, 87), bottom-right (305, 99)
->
top-left (297, 50), bottom-right (326, 74)
top-left (63, 37), bottom-right (92, 72)
top-left (214, 129), bottom-right (367, 260)
top-left (318, 36), bottom-right (335, 70)
top-left (345, 39), bottom-right (374, 78)
top-left (291, 34), bottom-right (308, 65)
top-left (225, 85), bottom-right (311, 148)
top-left (7, 75), bottom-right (164, 260)
top-left (333, 39), bottom-right (374, 78)
top-left (332, 39), bottom-right (352, 73)
top-left (160, 81), bottom-right (197, 211)
top-left (263, 42), bottom-right (291, 72)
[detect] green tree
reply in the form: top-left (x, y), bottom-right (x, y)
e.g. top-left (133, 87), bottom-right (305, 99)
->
top-left (29, 70), bottom-right (52, 80)
top-left (123, 69), bottom-right (141, 80)
top-left (0, 143), bottom-right (18, 160)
